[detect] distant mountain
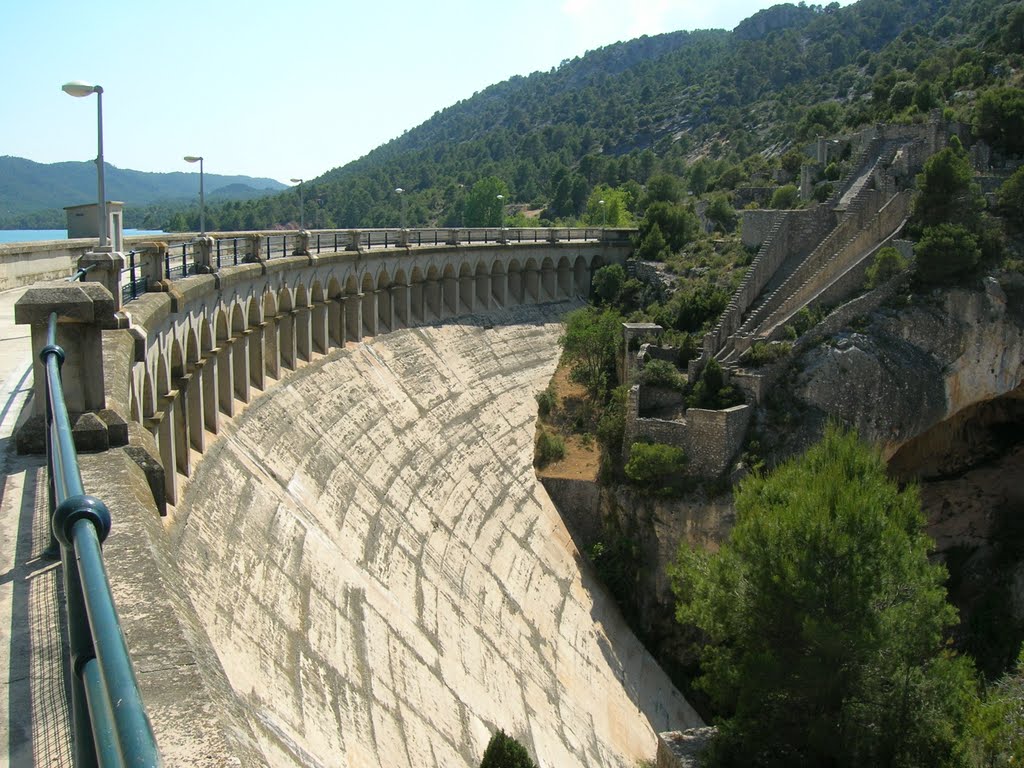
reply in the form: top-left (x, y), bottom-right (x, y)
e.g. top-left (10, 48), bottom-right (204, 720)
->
top-left (0, 156), bottom-right (286, 218)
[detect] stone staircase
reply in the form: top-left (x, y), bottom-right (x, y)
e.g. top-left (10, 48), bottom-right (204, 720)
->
top-left (755, 190), bottom-right (912, 340)
top-left (704, 135), bottom-right (921, 371)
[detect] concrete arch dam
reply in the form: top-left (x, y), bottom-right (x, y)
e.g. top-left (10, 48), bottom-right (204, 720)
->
top-left (25, 240), bottom-right (701, 766)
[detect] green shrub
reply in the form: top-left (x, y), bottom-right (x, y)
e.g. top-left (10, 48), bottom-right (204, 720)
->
top-left (625, 442), bottom-right (687, 490)
top-left (688, 358), bottom-right (744, 410)
top-left (637, 359), bottom-right (684, 390)
top-left (770, 184), bottom-right (799, 209)
top-left (865, 246), bottom-right (908, 289)
top-left (535, 388), bottom-right (556, 419)
top-left (480, 730), bottom-right (537, 768)
top-left (534, 430), bottom-right (565, 468)
top-left (740, 341), bottom-right (792, 367)
top-left (914, 223), bottom-right (981, 285)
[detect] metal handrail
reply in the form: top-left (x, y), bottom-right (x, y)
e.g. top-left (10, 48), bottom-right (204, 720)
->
top-left (41, 311), bottom-right (161, 767)
top-left (114, 227), bottom-right (628, 304)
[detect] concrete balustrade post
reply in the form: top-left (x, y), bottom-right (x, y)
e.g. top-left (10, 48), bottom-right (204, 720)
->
top-left (244, 235), bottom-right (263, 263)
top-left (445, 229), bottom-right (461, 245)
top-left (547, 228), bottom-right (560, 244)
top-left (498, 228), bottom-right (511, 245)
top-left (347, 231), bottom-right (362, 251)
top-left (293, 231), bottom-right (311, 256)
top-left (78, 251), bottom-right (125, 311)
top-left (192, 236), bottom-right (216, 272)
top-left (396, 229), bottom-right (411, 248)
top-left (15, 283), bottom-right (120, 452)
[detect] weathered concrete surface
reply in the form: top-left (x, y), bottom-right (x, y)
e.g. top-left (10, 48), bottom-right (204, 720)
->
top-left (172, 302), bottom-right (701, 767)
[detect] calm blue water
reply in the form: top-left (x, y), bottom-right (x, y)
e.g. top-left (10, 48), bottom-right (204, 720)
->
top-left (0, 229), bottom-right (164, 244)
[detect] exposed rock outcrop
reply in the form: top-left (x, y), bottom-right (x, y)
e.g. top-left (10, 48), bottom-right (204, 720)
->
top-left (795, 278), bottom-right (1024, 459)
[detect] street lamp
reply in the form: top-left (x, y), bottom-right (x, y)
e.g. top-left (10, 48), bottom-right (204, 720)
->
top-left (62, 80), bottom-right (108, 248)
top-left (599, 198), bottom-right (607, 227)
top-left (395, 187), bottom-right (406, 229)
top-left (290, 178), bottom-right (305, 230)
top-left (497, 194), bottom-right (504, 228)
top-left (184, 156), bottom-right (205, 235)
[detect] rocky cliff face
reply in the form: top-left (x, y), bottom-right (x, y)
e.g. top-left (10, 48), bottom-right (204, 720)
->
top-left (794, 277), bottom-right (1024, 460)
top-left (572, 275), bottom-right (1024, 692)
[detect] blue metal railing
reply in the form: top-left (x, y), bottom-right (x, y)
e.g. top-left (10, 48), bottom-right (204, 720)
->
top-left (40, 311), bottom-right (161, 767)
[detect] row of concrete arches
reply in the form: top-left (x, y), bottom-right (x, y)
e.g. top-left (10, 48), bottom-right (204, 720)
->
top-left (130, 251), bottom-right (607, 505)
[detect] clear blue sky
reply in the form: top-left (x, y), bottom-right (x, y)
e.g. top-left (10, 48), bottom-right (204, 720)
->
top-left (2, 0), bottom-right (854, 186)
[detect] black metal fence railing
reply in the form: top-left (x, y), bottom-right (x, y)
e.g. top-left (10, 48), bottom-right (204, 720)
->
top-left (40, 308), bottom-right (160, 766)
top-left (117, 227), bottom-right (621, 304)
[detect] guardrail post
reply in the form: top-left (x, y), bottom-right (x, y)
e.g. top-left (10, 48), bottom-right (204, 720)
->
top-left (547, 228), bottom-right (560, 244)
top-left (77, 251), bottom-right (125, 312)
top-left (293, 230), bottom-right (311, 256)
top-left (396, 229), bottom-right (410, 248)
top-left (193, 235), bottom-right (216, 272)
top-left (245, 235), bottom-right (263, 263)
top-left (446, 229), bottom-right (461, 245)
top-left (498, 227), bottom-right (511, 245)
top-left (16, 284), bottom-right (115, 417)
top-left (346, 231), bottom-right (361, 251)
top-left (135, 241), bottom-right (168, 292)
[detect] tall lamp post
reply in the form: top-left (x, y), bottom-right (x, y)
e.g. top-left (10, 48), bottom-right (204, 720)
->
top-left (395, 187), bottom-right (406, 229)
top-left (496, 193), bottom-right (504, 228)
top-left (184, 156), bottom-right (206, 235)
top-left (290, 178), bottom-right (305, 230)
top-left (62, 81), bottom-right (108, 248)
top-left (599, 198), bottom-right (606, 227)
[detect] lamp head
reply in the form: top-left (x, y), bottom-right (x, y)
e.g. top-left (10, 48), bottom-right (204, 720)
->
top-left (291, 178), bottom-right (303, 184)
top-left (395, 187), bottom-right (404, 194)
top-left (62, 81), bottom-right (101, 97)
top-left (184, 156), bottom-right (202, 163)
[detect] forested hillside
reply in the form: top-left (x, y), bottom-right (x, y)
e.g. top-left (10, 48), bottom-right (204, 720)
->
top-left (0, 156), bottom-right (286, 229)
top-left (177, 0), bottom-right (1022, 232)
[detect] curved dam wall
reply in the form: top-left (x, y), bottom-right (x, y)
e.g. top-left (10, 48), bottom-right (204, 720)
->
top-left (168, 302), bottom-right (700, 766)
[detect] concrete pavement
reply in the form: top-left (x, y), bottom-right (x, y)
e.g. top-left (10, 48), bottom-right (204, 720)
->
top-left (0, 286), bottom-right (73, 765)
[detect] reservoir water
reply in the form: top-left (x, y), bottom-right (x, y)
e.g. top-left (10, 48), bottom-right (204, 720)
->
top-left (0, 229), bottom-right (164, 244)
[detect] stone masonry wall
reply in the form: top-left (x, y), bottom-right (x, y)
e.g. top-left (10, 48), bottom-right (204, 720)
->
top-left (625, 386), bottom-right (752, 477)
top-left (700, 205), bottom-right (837, 366)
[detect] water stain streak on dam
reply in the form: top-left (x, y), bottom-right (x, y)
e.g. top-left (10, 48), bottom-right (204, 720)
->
top-left (171, 302), bottom-right (700, 767)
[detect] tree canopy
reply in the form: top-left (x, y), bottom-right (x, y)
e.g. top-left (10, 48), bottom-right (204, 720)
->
top-left (670, 426), bottom-right (978, 767)
top-left (558, 306), bottom-right (623, 402)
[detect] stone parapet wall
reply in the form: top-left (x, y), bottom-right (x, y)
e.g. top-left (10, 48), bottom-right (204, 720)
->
top-left (625, 385), bottom-right (751, 477)
top-left (639, 384), bottom-right (685, 412)
top-left (0, 239), bottom-right (93, 290)
top-left (762, 191), bottom-right (912, 336)
top-left (739, 209), bottom-right (782, 249)
top-left (701, 206), bottom-right (837, 367)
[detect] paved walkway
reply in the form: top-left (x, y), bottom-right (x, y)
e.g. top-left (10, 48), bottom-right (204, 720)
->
top-left (0, 287), bottom-right (72, 766)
